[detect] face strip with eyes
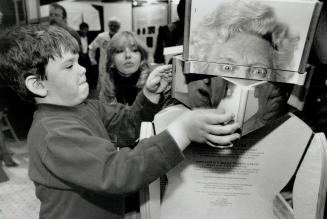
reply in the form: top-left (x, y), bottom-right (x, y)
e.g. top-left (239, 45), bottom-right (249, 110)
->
top-left (208, 32), bottom-right (274, 80)
top-left (186, 32), bottom-right (275, 109)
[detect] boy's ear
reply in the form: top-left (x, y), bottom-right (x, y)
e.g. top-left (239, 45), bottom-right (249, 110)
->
top-left (25, 75), bottom-right (47, 97)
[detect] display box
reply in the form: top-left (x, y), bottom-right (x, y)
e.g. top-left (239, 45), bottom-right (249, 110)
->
top-left (182, 0), bottom-right (322, 84)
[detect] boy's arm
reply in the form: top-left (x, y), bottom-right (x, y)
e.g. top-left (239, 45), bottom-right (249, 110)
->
top-left (96, 65), bottom-right (172, 146)
top-left (96, 93), bottom-right (162, 147)
top-left (29, 118), bottom-right (183, 194)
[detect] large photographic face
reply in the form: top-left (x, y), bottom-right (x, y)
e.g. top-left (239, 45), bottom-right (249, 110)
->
top-left (113, 38), bottom-right (142, 77)
top-left (208, 33), bottom-right (274, 80)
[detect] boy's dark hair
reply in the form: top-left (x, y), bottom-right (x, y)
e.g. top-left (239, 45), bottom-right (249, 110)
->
top-left (0, 24), bottom-right (79, 102)
top-left (79, 22), bottom-right (89, 30)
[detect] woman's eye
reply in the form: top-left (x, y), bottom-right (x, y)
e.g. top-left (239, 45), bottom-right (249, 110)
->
top-left (220, 64), bottom-right (234, 72)
top-left (115, 49), bottom-right (124, 53)
top-left (250, 67), bottom-right (268, 78)
top-left (130, 46), bottom-right (139, 53)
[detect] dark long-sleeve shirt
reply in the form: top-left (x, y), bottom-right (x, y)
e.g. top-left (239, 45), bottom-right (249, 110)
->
top-left (28, 93), bottom-right (183, 219)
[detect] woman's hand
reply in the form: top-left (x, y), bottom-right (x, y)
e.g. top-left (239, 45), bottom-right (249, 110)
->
top-left (145, 65), bottom-right (172, 94)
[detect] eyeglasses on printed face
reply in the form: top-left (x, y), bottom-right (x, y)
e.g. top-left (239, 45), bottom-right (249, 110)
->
top-left (213, 63), bottom-right (273, 80)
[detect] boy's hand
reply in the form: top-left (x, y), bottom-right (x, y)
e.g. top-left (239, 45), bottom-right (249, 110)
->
top-left (167, 109), bottom-right (241, 151)
top-left (145, 65), bottom-right (172, 94)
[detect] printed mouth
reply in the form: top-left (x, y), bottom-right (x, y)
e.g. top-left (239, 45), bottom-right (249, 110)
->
top-left (198, 89), bottom-right (210, 98)
top-left (197, 89), bottom-right (211, 106)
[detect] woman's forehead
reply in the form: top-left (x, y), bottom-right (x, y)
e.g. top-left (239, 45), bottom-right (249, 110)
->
top-left (115, 35), bottom-right (137, 47)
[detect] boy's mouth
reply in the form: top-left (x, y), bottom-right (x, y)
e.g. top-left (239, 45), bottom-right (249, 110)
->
top-left (79, 79), bottom-right (87, 84)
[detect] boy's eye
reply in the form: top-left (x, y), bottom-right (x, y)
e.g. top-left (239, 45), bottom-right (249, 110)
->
top-left (66, 64), bottom-right (73, 69)
top-left (250, 67), bottom-right (268, 79)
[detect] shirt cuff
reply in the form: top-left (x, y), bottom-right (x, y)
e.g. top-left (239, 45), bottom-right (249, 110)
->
top-left (151, 130), bottom-right (185, 168)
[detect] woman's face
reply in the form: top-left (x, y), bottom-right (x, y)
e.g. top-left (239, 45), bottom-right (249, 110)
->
top-left (113, 38), bottom-right (141, 76)
top-left (208, 33), bottom-right (274, 80)
top-left (187, 75), bottom-right (227, 108)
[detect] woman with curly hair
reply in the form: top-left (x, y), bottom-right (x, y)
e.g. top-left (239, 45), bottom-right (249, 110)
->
top-left (184, 0), bottom-right (296, 132)
top-left (99, 31), bottom-right (152, 105)
top-left (189, 0), bottom-right (299, 82)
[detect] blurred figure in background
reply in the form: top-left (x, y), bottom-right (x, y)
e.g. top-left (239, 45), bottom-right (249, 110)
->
top-left (78, 22), bottom-right (98, 92)
top-left (79, 22), bottom-right (91, 67)
top-left (154, 0), bottom-right (185, 64)
top-left (303, 2), bottom-right (327, 135)
top-left (89, 17), bottom-right (121, 94)
top-left (49, 3), bottom-right (82, 53)
top-left (0, 112), bottom-right (18, 167)
top-left (0, 11), bottom-right (3, 30)
top-left (0, 11), bottom-right (18, 167)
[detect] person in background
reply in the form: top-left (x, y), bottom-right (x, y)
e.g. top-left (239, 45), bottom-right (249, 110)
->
top-left (89, 17), bottom-right (121, 93)
top-left (0, 1), bottom-right (16, 29)
top-left (99, 31), bottom-right (155, 105)
top-left (78, 22), bottom-right (97, 92)
top-left (0, 11), bottom-right (3, 30)
top-left (154, 0), bottom-right (185, 64)
top-left (49, 3), bottom-right (82, 53)
top-left (100, 31), bottom-right (165, 216)
top-left (302, 2), bottom-right (327, 136)
top-left (0, 113), bottom-right (18, 167)
top-left (0, 11), bottom-right (18, 167)
top-left (0, 23), bottom-right (240, 219)
top-left (79, 22), bottom-right (91, 67)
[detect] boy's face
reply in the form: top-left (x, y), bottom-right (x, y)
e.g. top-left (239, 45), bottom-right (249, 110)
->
top-left (43, 51), bottom-right (89, 106)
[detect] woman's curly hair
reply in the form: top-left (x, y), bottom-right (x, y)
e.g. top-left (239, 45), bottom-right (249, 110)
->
top-left (189, 0), bottom-right (299, 81)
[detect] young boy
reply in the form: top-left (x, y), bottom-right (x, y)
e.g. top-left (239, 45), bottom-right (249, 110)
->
top-left (0, 24), bottom-right (240, 219)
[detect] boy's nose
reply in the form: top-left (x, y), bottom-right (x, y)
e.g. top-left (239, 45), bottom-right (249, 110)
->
top-left (79, 65), bottom-right (86, 75)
